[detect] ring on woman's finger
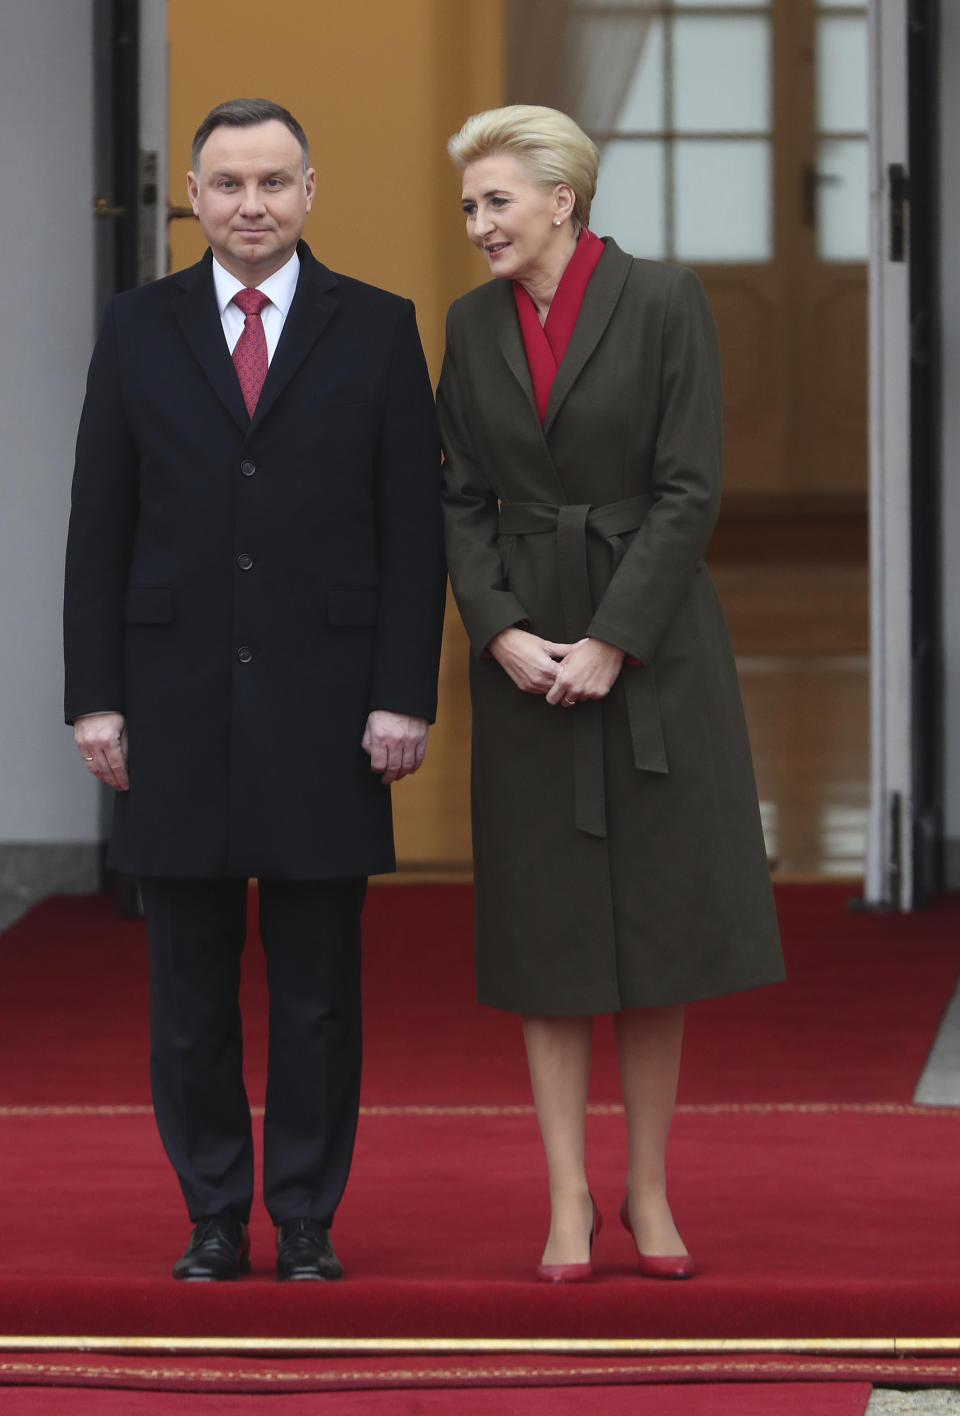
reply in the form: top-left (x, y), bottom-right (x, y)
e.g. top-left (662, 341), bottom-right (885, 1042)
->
top-left (82, 755), bottom-right (95, 762)
top-left (561, 696), bottom-right (576, 707)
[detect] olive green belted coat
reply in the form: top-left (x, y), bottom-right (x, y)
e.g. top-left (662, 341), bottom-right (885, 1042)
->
top-left (438, 239), bottom-right (783, 1015)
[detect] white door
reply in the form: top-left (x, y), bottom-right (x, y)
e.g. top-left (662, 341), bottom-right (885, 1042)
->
top-left (865, 0), bottom-right (912, 908)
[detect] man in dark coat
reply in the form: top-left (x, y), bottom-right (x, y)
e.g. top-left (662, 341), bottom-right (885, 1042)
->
top-left (63, 98), bottom-right (444, 1281)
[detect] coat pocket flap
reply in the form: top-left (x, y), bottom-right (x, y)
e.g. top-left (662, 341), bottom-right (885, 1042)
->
top-left (125, 585), bottom-right (174, 624)
top-left (327, 588), bottom-right (379, 627)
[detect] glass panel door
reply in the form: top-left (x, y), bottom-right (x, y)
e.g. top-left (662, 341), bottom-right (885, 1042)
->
top-left (815, 3), bottom-right (869, 260)
top-left (588, 1), bottom-right (774, 263)
top-left (575, 0), bottom-right (867, 502)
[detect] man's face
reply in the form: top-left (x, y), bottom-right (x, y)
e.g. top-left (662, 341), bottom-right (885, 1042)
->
top-left (187, 119), bottom-right (316, 284)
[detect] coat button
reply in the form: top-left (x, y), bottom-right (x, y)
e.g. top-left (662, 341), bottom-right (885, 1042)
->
top-left (237, 645), bottom-right (254, 664)
top-left (240, 460), bottom-right (256, 477)
top-left (236, 553), bottom-right (254, 571)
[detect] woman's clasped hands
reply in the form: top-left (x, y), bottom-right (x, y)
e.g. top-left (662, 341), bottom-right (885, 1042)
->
top-left (488, 627), bottom-right (625, 705)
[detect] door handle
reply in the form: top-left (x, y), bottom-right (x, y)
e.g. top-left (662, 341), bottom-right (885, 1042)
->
top-left (93, 196), bottom-right (126, 219)
top-left (95, 197), bottom-right (197, 223)
top-left (801, 164), bottom-right (842, 227)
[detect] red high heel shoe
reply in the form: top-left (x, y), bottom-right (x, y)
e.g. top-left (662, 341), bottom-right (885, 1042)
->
top-left (536, 1195), bottom-right (602, 1284)
top-left (620, 1196), bottom-right (695, 1279)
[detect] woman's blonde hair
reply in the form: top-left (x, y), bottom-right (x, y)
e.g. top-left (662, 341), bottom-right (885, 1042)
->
top-left (447, 105), bottom-right (599, 230)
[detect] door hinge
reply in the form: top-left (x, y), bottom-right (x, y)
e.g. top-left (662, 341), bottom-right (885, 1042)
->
top-left (889, 163), bottom-right (910, 262)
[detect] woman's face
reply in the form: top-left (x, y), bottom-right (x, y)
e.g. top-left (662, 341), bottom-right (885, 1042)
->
top-left (460, 153), bottom-right (572, 283)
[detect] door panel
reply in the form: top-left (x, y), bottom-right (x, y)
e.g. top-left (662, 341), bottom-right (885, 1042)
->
top-left (586, 0), bottom-right (868, 505)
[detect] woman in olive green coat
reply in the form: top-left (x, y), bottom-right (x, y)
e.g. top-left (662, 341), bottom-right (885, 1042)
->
top-left (439, 105), bottom-right (783, 1283)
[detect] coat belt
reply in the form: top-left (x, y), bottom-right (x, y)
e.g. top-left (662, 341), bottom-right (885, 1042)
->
top-left (497, 496), bottom-right (668, 840)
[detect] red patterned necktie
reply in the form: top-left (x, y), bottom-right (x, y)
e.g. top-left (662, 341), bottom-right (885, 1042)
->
top-left (231, 288), bottom-right (270, 417)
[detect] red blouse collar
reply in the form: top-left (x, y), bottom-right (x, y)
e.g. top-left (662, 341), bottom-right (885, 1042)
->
top-left (513, 228), bottom-right (605, 423)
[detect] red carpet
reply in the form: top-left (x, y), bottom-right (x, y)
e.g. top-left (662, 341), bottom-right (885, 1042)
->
top-left (1, 1106), bottom-right (959, 1337)
top-left (2, 884), bottom-right (959, 1107)
top-left (0, 1378), bottom-right (874, 1414)
top-left (0, 882), bottom-right (959, 1368)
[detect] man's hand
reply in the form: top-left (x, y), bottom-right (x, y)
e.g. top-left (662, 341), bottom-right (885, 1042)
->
top-left (361, 710), bottom-right (429, 784)
top-left (487, 627), bottom-right (574, 694)
top-left (74, 711), bottom-right (129, 791)
top-left (545, 638), bottom-right (625, 706)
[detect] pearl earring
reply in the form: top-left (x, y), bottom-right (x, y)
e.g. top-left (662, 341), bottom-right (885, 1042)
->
top-left (554, 219), bottom-right (561, 227)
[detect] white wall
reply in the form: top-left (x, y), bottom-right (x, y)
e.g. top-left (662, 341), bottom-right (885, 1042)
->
top-left (0, 0), bottom-right (101, 850)
top-left (940, 3), bottom-right (960, 881)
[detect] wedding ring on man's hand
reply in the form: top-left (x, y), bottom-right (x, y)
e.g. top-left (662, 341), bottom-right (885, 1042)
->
top-left (82, 755), bottom-right (95, 762)
top-left (561, 697), bottom-right (576, 707)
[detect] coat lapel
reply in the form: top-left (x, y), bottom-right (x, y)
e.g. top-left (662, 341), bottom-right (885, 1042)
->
top-left (171, 242), bottom-right (339, 437)
top-left (493, 275), bottom-right (537, 414)
top-left (543, 238), bottom-right (633, 437)
top-left (171, 252), bottom-right (249, 433)
top-left (249, 241), bottom-right (338, 431)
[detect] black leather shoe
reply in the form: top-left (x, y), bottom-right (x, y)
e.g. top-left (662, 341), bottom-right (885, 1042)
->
top-left (276, 1218), bottom-right (344, 1281)
top-left (172, 1214), bottom-right (250, 1281)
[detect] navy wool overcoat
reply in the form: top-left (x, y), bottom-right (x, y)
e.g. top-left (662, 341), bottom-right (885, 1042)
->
top-left (65, 242), bottom-right (445, 880)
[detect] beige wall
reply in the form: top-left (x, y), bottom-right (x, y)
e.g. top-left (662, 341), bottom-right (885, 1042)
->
top-left (167, 0), bottom-right (501, 379)
top-left (166, 0), bottom-right (502, 865)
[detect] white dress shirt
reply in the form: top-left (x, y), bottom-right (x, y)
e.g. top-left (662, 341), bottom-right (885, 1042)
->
top-left (212, 250), bottom-right (300, 364)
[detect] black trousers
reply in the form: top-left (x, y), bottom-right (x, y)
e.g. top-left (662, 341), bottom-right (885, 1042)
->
top-left (140, 876), bottom-right (366, 1227)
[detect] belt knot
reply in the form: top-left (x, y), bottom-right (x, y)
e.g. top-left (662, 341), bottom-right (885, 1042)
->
top-left (496, 494), bottom-right (668, 839)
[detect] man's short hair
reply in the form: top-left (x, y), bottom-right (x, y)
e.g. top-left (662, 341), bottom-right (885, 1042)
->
top-left (191, 98), bottom-right (310, 173)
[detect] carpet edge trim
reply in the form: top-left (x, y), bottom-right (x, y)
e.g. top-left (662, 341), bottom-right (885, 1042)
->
top-left (2, 1336), bottom-right (959, 1356)
top-left (0, 1356), bottom-right (951, 1396)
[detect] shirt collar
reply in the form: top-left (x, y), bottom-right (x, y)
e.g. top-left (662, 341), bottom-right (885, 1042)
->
top-left (212, 249), bottom-right (301, 317)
